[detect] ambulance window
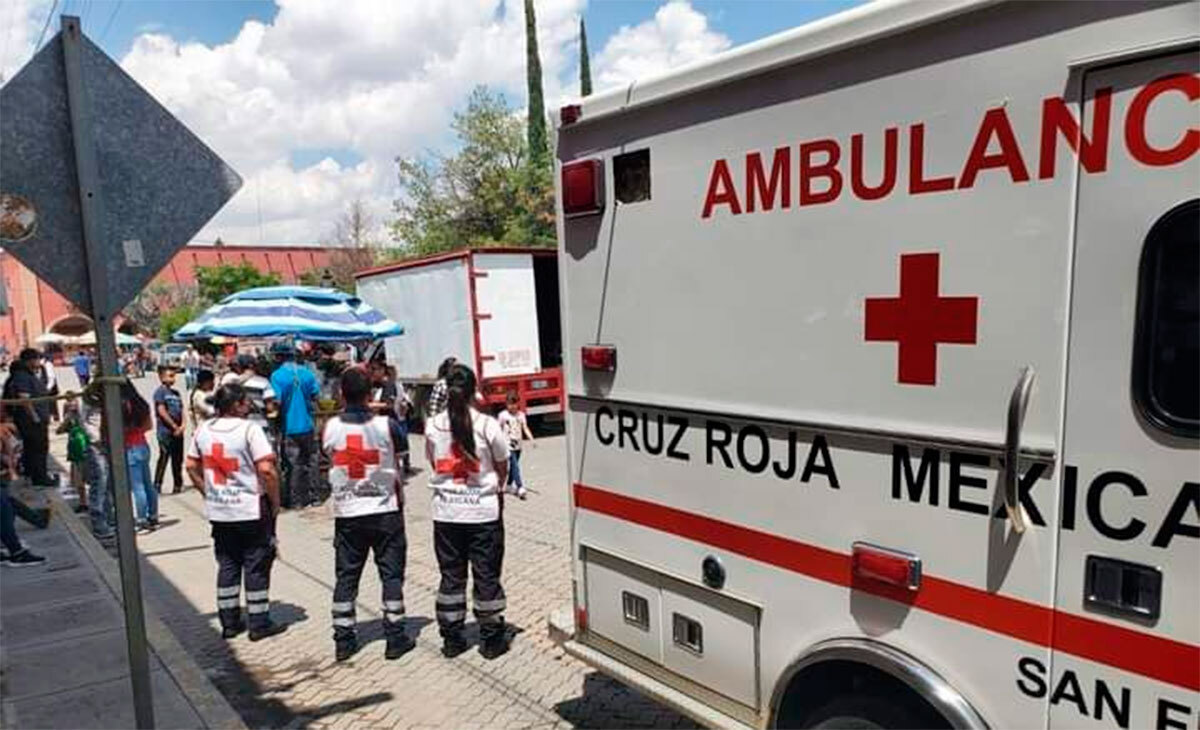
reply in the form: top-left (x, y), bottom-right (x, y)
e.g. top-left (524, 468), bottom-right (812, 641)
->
top-left (1133, 199), bottom-right (1199, 438)
top-left (613, 149), bottom-right (650, 204)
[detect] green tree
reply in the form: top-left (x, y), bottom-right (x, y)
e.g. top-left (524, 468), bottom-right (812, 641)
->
top-left (579, 19), bottom-right (592, 97)
top-left (159, 302), bottom-right (202, 342)
top-left (195, 263), bottom-right (282, 303)
top-left (123, 283), bottom-right (200, 337)
top-left (525, 0), bottom-right (548, 167)
top-left (391, 86), bottom-right (555, 256)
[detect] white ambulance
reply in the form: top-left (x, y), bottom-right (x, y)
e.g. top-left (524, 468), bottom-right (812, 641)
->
top-left (550, 1), bottom-right (1198, 728)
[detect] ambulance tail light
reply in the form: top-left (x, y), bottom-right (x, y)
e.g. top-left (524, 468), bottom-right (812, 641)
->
top-left (560, 104), bottom-right (582, 125)
top-left (576, 605), bottom-right (589, 632)
top-left (562, 159), bottom-right (604, 217)
top-left (581, 345), bottom-right (616, 372)
top-left (852, 542), bottom-right (921, 591)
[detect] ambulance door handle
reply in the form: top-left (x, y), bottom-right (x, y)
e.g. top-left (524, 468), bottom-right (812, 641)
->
top-left (1002, 366), bottom-right (1035, 534)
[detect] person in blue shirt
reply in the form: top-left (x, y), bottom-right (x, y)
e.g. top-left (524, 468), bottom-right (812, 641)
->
top-left (72, 350), bottom-right (92, 387)
top-left (269, 342), bottom-right (320, 508)
top-left (153, 366), bottom-right (186, 496)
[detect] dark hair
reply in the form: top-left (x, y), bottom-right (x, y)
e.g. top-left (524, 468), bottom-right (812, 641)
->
top-left (18, 348), bottom-right (39, 362)
top-left (157, 365), bottom-right (175, 375)
top-left (436, 357), bottom-right (457, 379)
top-left (253, 356), bottom-right (272, 378)
top-left (120, 380), bottom-right (151, 430)
top-left (196, 369), bottom-right (215, 387)
top-left (445, 363), bottom-right (477, 456)
top-left (506, 391), bottom-right (519, 406)
top-left (341, 367), bottom-right (371, 405)
top-left (213, 384), bottom-right (246, 416)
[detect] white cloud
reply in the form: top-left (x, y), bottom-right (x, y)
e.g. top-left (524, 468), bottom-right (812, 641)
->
top-left (593, 0), bottom-right (730, 93)
top-left (4, 0), bottom-right (731, 247)
top-left (117, 0), bottom-right (592, 246)
top-left (0, 0), bottom-right (54, 84)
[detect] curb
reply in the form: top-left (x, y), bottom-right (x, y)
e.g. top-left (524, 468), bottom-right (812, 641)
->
top-left (48, 491), bottom-right (248, 730)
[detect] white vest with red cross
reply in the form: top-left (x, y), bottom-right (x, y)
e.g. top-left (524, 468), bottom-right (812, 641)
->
top-left (323, 415), bottom-right (400, 518)
top-left (193, 419), bottom-right (263, 522)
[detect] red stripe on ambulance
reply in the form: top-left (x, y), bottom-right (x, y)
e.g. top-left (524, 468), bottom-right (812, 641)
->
top-left (574, 483), bottom-right (1200, 692)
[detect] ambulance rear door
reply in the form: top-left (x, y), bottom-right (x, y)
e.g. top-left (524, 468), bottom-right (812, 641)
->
top-left (1053, 48), bottom-right (1199, 730)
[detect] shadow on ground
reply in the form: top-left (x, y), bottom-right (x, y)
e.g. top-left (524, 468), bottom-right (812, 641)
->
top-left (81, 514), bottom-right (388, 729)
top-left (554, 673), bottom-right (700, 729)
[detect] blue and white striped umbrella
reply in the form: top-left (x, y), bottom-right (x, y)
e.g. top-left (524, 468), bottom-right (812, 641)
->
top-left (174, 286), bottom-right (403, 342)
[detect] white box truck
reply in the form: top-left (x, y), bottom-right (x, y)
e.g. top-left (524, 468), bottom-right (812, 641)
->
top-left (551, 1), bottom-right (1199, 728)
top-left (355, 247), bottom-right (563, 417)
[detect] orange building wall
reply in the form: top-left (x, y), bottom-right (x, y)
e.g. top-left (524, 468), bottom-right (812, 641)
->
top-left (0, 244), bottom-right (336, 353)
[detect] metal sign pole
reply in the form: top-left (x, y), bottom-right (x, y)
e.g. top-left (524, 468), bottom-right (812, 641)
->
top-left (60, 16), bottom-right (155, 729)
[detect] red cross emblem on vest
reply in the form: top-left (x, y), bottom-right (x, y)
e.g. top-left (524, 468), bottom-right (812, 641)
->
top-left (435, 444), bottom-right (479, 483)
top-left (865, 252), bottom-right (978, 386)
top-left (332, 433), bottom-right (381, 479)
top-left (205, 443), bottom-right (239, 486)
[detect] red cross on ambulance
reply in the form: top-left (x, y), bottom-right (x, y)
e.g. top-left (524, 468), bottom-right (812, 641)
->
top-left (204, 443), bottom-right (239, 486)
top-left (864, 252), bottom-right (979, 386)
top-left (332, 434), bottom-right (381, 479)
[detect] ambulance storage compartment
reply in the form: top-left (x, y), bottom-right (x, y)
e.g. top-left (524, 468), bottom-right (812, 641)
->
top-left (582, 548), bottom-right (760, 714)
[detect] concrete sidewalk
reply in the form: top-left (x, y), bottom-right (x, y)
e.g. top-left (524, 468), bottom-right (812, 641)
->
top-left (0, 482), bottom-right (245, 729)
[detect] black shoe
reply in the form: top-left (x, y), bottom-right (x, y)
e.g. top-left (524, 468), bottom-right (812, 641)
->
top-left (221, 622), bottom-right (247, 639)
top-left (479, 634), bottom-right (510, 660)
top-left (5, 549), bottom-right (46, 567)
top-left (248, 622), bottom-right (287, 641)
top-left (441, 634), bottom-right (469, 658)
top-left (335, 639), bottom-right (357, 662)
top-left (385, 634), bottom-right (416, 660)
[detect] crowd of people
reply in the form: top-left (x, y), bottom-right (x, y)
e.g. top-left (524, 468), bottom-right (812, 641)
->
top-left (1, 342), bottom-right (539, 664)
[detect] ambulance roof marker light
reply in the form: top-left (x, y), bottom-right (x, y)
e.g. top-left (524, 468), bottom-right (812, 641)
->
top-left (562, 158), bottom-right (604, 218)
top-left (581, 344), bottom-right (616, 372)
top-left (851, 542), bottom-right (921, 591)
top-left (561, 104), bottom-right (582, 125)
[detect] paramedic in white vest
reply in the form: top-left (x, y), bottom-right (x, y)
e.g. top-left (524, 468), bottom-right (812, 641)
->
top-left (185, 384), bottom-right (287, 641)
top-left (323, 367), bottom-right (414, 662)
top-left (426, 363), bottom-right (511, 659)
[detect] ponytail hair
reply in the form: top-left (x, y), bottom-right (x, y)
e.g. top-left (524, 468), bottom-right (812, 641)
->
top-left (120, 380), bottom-right (151, 430)
top-left (445, 363), bottom-right (477, 457)
top-left (214, 384), bottom-right (246, 417)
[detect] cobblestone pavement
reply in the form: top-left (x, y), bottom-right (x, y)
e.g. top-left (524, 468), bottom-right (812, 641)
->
top-left (63, 372), bottom-right (695, 729)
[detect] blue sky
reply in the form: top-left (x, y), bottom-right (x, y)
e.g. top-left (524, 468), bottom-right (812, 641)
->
top-left (78, 0), bottom-right (859, 62)
top-left (3, 0), bottom-right (860, 245)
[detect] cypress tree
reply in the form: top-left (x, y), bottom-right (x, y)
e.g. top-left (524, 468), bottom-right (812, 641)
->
top-left (524, 0), bottom-right (548, 166)
top-left (579, 19), bottom-right (592, 97)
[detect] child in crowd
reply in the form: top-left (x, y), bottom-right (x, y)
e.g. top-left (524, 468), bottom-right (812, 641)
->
top-left (389, 367), bottom-right (414, 475)
top-left (153, 366), bottom-right (185, 495)
top-left (80, 389), bottom-right (115, 539)
top-left (497, 392), bottom-right (534, 500)
top-left (62, 403), bottom-right (90, 514)
top-left (191, 370), bottom-right (216, 427)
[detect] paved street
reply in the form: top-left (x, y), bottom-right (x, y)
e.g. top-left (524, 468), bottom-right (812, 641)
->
top-left (57, 372), bottom-right (693, 729)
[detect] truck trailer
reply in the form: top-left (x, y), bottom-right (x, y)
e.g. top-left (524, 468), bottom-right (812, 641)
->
top-left (355, 248), bottom-right (563, 418)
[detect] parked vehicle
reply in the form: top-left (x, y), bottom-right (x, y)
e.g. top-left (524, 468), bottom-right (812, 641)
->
top-left (159, 342), bottom-right (188, 369)
top-left (355, 248), bottom-right (563, 421)
top-left (550, 2), bottom-right (1199, 728)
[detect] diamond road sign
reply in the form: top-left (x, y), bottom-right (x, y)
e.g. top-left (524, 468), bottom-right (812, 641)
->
top-left (0, 26), bottom-right (241, 317)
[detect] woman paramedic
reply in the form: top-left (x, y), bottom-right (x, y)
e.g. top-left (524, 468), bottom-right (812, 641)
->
top-left (425, 363), bottom-right (511, 659)
top-left (186, 383), bottom-right (287, 641)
